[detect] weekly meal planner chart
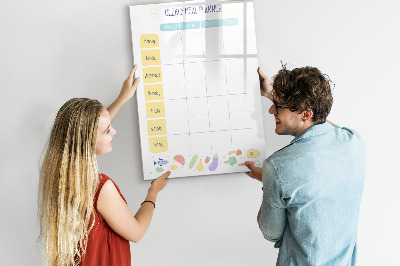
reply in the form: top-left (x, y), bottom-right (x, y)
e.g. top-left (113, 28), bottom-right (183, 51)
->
top-left (129, 0), bottom-right (265, 180)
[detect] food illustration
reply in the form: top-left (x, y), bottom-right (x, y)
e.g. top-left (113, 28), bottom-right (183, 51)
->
top-left (224, 156), bottom-right (237, 166)
top-left (238, 161), bottom-right (255, 166)
top-left (173, 155), bottom-right (185, 166)
top-left (208, 153), bottom-right (219, 171)
top-left (151, 150), bottom-right (259, 174)
top-left (228, 149), bottom-right (243, 156)
top-left (189, 154), bottom-right (199, 169)
top-left (247, 149), bottom-right (260, 158)
top-left (154, 158), bottom-right (168, 166)
top-left (196, 159), bottom-right (205, 171)
top-left (169, 164), bottom-right (178, 170)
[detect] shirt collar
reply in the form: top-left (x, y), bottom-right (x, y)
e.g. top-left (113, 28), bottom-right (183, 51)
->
top-left (290, 122), bottom-right (334, 144)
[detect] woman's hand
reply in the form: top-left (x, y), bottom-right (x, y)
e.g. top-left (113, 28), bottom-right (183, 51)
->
top-left (97, 171), bottom-right (170, 243)
top-left (107, 65), bottom-right (140, 121)
top-left (119, 65), bottom-right (140, 102)
top-left (149, 171), bottom-right (170, 195)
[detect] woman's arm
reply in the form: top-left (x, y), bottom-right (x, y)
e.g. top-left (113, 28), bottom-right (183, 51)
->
top-left (107, 65), bottom-right (140, 122)
top-left (97, 171), bottom-right (170, 243)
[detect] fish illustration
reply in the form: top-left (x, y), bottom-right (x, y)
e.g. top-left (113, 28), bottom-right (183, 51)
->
top-left (154, 158), bottom-right (168, 166)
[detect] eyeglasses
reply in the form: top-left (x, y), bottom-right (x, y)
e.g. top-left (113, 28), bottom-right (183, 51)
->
top-left (273, 100), bottom-right (291, 114)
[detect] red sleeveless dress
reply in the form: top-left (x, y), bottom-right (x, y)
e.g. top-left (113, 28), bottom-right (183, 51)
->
top-left (81, 173), bottom-right (131, 266)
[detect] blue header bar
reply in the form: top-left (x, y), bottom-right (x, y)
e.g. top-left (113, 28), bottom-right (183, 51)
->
top-left (160, 18), bottom-right (238, 31)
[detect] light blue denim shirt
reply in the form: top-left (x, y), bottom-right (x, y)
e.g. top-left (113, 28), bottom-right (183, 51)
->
top-left (258, 122), bottom-right (365, 266)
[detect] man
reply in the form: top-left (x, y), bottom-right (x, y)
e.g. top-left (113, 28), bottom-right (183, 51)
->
top-left (245, 66), bottom-right (365, 265)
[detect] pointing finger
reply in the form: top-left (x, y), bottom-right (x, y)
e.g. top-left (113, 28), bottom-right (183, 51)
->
top-left (160, 171), bottom-right (171, 179)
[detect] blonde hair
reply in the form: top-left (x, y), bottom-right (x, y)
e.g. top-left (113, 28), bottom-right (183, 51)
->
top-left (38, 98), bottom-right (103, 265)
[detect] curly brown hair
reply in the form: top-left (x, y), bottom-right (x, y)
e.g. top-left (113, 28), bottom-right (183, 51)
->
top-left (272, 66), bottom-right (333, 124)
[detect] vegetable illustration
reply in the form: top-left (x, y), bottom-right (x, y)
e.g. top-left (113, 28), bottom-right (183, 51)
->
top-left (173, 155), bottom-right (185, 166)
top-left (208, 153), bottom-right (219, 171)
top-left (169, 164), bottom-right (178, 170)
top-left (189, 154), bottom-right (198, 169)
top-left (196, 160), bottom-right (205, 171)
top-left (247, 149), bottom-right (260, 158)
top-left (224, 156), bottom-right (237, 166)
top-left (205, 156), bottom-right (210, 163)
top-left (228, 149), bottom-right (243, 156)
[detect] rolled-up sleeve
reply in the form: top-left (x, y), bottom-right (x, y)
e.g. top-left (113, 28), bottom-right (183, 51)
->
top-left (258, 160), bottom-right (287, 246)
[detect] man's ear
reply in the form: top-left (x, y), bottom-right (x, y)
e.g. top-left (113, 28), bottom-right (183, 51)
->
top-left (302, 109), bottom-right (313, 122)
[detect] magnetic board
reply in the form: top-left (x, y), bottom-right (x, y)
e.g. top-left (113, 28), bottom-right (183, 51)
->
top-left (129, 0), bottom-right (265, 180)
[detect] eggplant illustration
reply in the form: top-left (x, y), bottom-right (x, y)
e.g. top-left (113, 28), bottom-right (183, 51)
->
top-left (208, 153), bottom-right (219, 171)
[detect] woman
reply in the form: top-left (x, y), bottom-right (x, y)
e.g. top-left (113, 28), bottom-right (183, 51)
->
top-left (38, 66), bottom-right (170, 265)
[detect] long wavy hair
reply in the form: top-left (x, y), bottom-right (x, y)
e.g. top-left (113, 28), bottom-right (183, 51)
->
top-left (38, 98), bottom-right (104, 265)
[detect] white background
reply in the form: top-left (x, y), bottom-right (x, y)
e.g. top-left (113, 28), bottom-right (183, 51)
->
top-left (1, 0), bottom-right (399, 265)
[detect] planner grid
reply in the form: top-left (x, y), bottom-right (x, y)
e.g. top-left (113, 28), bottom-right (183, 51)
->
top-left (131, 1), bottom-right (265, 179)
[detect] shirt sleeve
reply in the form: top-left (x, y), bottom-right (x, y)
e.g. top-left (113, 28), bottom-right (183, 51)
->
top-left (258, 159), bottom-right (287, 246)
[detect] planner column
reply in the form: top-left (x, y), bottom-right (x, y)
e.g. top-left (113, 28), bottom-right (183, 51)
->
top-left (140, 34), bottom-right (168, 153)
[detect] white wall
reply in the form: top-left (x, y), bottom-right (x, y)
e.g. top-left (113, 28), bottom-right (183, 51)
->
top-left (1, 0), bottom-right (398, 265)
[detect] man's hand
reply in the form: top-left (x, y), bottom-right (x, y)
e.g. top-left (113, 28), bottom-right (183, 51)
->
top-left (258, 67), bottom-right (274, 101)
top-left (245, 161), bottom-right (262, 182)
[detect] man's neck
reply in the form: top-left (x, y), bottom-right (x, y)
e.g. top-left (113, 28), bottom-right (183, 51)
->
top-left (294, 122), bottom-right (315, 137)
